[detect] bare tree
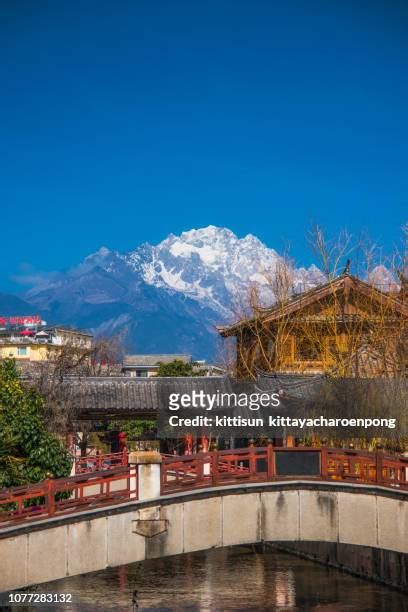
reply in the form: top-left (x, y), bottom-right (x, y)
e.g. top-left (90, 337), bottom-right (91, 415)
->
top-left (24, 336), bottom-right (124, 455)
top-left (227, 226), bottom-right (407, 380)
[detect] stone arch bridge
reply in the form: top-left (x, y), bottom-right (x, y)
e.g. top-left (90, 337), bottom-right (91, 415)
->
top-left (0, 446), bottom-right (407, 592)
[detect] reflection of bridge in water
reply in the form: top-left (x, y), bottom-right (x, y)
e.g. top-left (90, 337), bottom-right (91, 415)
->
top-left (1, 446), bottom-right (407, 593)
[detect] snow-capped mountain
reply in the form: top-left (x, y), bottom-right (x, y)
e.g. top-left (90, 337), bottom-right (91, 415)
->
top-left (127, 226), bottom-right (324, 315)
top-left (23, 226), bottom-right (326, 358)
top-left (368, 265), bottom-right (400, 292)
top-left (127, 227), bottom-right (280, 316)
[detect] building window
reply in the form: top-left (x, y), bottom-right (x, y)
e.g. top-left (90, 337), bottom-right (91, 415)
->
top-left (296, 338), bottom-right (320, 361)
top-left (135, 370), bottom-right (148, 377)
top-left (17, 347), bottom-right (28, 356)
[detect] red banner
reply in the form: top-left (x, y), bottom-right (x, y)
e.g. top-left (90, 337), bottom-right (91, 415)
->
top-left (0, 315), bottom-right (41, 326)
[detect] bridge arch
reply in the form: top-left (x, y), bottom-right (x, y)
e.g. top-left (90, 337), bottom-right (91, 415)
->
top-left (1, 481), bottom-right (407, 592)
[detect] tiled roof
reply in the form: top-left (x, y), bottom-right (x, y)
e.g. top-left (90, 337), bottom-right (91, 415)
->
top-left (51, 374), bottom-right (407, 419)
top-left (63, 374), bottom-right (327, 417)
top-left (64, 376), bottom-right (228, 417)
top-left (64, 377), bottom-right (160, 417)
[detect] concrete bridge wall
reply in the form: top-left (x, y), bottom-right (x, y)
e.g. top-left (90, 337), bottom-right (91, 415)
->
top-left (1, 481), bottom-right (407, 593)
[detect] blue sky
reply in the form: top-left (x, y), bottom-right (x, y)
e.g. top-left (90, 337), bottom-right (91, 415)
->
top-left (1, 0), bottom-right (407, 292)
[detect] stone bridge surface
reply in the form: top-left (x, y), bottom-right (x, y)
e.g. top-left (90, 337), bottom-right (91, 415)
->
top-left (1, 480), bottom-right (407, 592)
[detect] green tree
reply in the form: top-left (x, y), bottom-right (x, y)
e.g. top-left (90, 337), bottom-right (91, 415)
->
top-left (156, 359), bottom-right (199, 377)
top-left (108, 419), bottom-right (156, 439)
top-left (0, 359), bottom-right (72, 488)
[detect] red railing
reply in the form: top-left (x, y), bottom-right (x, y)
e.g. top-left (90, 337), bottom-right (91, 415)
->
top-left (161, 446), bottom-right (408, 494)
top-left (0, 466), bottom-right (137, 525)
top-left (0, 447), bottom-right (406, 527)
top-left (73, 448), bottom-right (128, 474)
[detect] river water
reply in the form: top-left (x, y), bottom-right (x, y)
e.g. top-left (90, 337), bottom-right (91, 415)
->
top-left (10, 547), bottom-right (408, 611)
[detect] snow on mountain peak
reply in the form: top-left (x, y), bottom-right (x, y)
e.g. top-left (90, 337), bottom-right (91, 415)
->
top-left (122, 226), bottom-right (305, 314)
top-left (96, 246), bottom-right (111, 257)
top-left (84, 246), bottom-right (112, 261)
top-left (368, 265), bottom-right (399, 290)
top-left (179, 225), bottom-right (235, 240)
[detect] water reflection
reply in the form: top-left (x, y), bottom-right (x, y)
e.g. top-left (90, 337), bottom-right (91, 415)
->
top-left (11, 547), bottom-right (407, 611)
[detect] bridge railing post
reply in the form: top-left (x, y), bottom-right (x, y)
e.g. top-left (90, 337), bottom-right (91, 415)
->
top-left (267, 440), bottom-right (275, 481)
top-left (211, 450), bottom-right (219, 486)
top-left (128, 460), bottom-right (138, 499)
top-left (320, 447), bottom-right (328, 480)
top-left (129, 451), bottom-right (162, 500)
top-left (196, 450), bottom-right (204, 485)
top-left (375, 446), bottom-right (384, 485)
top-left (200, 446), bottom-right (211, 478)
top-left (248, 439), bottom-right (256, 475)
top-left (46, 478), bottom-right (55, 516)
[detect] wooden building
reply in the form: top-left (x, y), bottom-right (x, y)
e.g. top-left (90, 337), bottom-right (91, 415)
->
top-left (218, 270), bottom-right (407, 379)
